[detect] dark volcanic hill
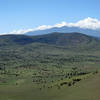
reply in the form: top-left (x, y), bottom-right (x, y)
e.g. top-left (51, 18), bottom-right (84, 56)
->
top-left (30, 32), bottom-right (98, 46)
top-left (0, 32), bottom-right (99, 47)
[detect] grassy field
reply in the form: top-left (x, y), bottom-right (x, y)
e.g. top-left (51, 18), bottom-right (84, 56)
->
top-left (0, 63), bottom-right (99, 100)
top-left (0, 48), bottom-right (100, 100)
top-left (0, 69), bottom-right (99, 100)
top-left (0, 49), bottom-right (100, 100)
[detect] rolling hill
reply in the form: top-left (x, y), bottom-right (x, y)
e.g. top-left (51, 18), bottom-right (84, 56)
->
top-left (0, 32), bottom-right (99, 47)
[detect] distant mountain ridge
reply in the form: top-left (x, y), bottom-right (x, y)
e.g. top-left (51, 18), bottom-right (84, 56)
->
top-left (26, 26), bottom-right (100, 37)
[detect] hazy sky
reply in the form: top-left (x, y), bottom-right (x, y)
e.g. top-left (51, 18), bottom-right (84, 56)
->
top-left (0, 0), bottom-right (100, 33)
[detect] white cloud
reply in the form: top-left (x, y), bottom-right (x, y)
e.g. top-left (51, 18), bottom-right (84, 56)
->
top-left (54, 22), bottom-right (67, 27)
top-left (0, 17), bottom-right (100, 35)
top-left (74, 17), bottom-right (100, 29)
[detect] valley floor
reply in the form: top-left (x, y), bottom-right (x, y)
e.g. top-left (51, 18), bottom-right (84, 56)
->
top-left (0, 71), bottom-right (100, 100)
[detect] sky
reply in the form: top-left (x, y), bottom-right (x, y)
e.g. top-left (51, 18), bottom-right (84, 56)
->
top-left (0, 0), bottom-right (100, 34)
